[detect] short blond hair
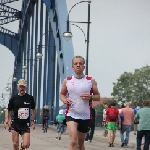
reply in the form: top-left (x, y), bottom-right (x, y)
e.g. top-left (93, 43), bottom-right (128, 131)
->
top-left (72, 55), bottom-right (85, 65)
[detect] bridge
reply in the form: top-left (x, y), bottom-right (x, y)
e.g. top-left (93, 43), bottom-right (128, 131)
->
top-left (0, 0), bottom-right (81, 123)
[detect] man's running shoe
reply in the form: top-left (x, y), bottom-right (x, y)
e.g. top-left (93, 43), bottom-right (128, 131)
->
top-left (20, 143), bottom-right (25, 150)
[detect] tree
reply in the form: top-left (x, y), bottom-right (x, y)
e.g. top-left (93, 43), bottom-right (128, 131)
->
top-left (111, 65), bottom-right (150, 105)
top-left (95, 99), bottom-right (114, 112)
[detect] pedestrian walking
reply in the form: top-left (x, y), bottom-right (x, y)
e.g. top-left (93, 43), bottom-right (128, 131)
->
top-left (55, 109), bottom-right (65, 140)
top-left (118, 103), bottom-right (125, 130)
top-left (3, 79), bottom-right (36, 150)
top-left (133, 102), bottom-right (140, 135)
top-left (85, 107), bottom-right (96, 142)
top-left (106, 102), bottom-right (121, 147)
top-left (135, 100), bottom-right (150, 150)
top-left (41, 105), bottom-right (50, 130)
top-left (59, 55), bottom-right (100, 150)
top-left (102, 102), bottom-right (108, 137)
top-left (120, 102), bottom-right (134, 148)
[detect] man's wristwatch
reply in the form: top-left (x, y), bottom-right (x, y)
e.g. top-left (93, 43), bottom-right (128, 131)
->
top-left (31, 119), bottom-right (35, 122)
top-left (90, 95), bottom-right (93, 100)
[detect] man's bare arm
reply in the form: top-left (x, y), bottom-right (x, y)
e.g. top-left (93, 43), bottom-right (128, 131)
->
top-left (91, 78), bottom-right (100, 101)
top-left (59, 79), bottom-right (72, 104)
top-left (31, 109), bottom-right (36, 120)
top-left (5, 109), bottom-right (10, 122)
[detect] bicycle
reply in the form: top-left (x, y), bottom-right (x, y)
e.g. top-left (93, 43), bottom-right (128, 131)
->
top-left (43, 117), bottom-right (49, 133)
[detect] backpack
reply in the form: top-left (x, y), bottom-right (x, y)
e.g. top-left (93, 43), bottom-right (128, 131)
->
top-left (120, 114), bottom-right (124, 122)
top-left (43, 109), bottom-right (49, 117)
top-left (134, 106), bottom-right (140, 115)
top-left (108, 108), bottom-right (118, 121)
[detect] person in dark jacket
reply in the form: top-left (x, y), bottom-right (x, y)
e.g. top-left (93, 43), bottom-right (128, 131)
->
top-left (85, 107), bottom-right (96, 142)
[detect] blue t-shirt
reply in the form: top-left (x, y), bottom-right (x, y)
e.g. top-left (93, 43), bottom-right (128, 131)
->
top-left (133, 106), bottom-right (140, 115)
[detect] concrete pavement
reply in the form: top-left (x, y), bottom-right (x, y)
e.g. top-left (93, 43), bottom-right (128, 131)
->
top-left (93, 127), bottom-right (137, 148)
top-left (0, 124), bottom-right (136, 150)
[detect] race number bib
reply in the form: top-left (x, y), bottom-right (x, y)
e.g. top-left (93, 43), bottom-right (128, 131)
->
top-left (18, 108), bottom-right (29, 119)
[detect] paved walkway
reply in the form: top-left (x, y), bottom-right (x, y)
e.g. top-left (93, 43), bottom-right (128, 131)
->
top-left (0, 124), bottom-right (136, 150)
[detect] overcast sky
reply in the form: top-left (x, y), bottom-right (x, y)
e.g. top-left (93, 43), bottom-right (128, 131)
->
top-left (0, 0), bottom-right (150, 106)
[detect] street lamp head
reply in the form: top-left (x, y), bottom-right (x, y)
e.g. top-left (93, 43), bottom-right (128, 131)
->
top-left (1, 93), bottom-right (4, 100)
top-left (13, 77), bottom-right (17, 82)
top-left (1, 97), bottom-right (4, 100)
top-left (36, 52), bottom-right (43, 59)
top-left (6, 87), bottom-right (10, 92)
top-left (22, 65), bottom-right (27, 70)
top-left (63, 32), bottom-right (73, 40)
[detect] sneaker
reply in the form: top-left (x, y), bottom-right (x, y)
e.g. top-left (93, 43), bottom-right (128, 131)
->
top-left (20, 143), bottom-right (25, 150)
top-left (111, 143), bottom-right (114, 147)
top-left (88, 140), bottom-right (92, 143)
top-left (121, 142), bottom-right (124, 147)
top-left (124, 145), bottom-right (128, 148)
top-left (134, 132), bottom-right (136, 135)
top-left (58, 137), bottom-right (61, 140)
top-left (108, 143), bottom-right (111, 147)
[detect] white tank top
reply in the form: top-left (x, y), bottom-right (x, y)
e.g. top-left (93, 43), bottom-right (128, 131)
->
top-left (65, 75), bottom-right (93, 120)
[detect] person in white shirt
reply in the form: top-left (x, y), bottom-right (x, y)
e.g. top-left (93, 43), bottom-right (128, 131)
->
top-left (102, 103), bottom-right (108, 137)
top-left (60, 55), bottom-right (100, 150)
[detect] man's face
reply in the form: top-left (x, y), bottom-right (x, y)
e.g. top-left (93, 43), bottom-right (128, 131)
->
top-left (17, 85), bottom-right (27, 94)
top-left (104, 104), bottom-right (108, 109)
top-left (72, 58), bottom-right (85, 73)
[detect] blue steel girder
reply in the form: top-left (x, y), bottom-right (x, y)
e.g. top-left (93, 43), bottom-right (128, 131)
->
top-left (0, 0), bottom-right (19, 4)
top-left (0, 26), bottom-right (18, 38)
top-left (0, 4), bottom-right (21, 25)
top-left (0, 26), bottom-right (18, 56)
top-left (0, 17), bottom-right (19, 25)
top-left (17, 0), bottom-right (36, 62)
top-left (0, 4), bottom-right (20, 13)
top-left (43, 0), bottom-right (74, 80)
top-left (0, 11), bottom-right (21, 17)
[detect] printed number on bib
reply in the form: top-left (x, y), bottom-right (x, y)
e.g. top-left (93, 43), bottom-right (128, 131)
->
top-left (18, 108), bottom-right (29, 119)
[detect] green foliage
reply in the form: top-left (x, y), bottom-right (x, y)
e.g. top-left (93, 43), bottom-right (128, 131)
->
top-left (111, 65), bottom-right (150, 106)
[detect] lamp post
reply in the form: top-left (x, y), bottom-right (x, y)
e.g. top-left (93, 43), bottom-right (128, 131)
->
top-left (1, 111), bottom-right (3, 123)
top-left (5, 83), bottom-right (12, 100)
top-left (63, 1), bottom-right (91, 75)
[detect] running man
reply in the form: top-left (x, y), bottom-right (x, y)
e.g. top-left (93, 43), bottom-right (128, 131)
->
top-left (60, 55), bottom-right (100, 150)
top-left (4, 79), bottom-right (36, 150)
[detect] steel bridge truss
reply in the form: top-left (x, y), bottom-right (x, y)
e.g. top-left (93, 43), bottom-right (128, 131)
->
top-left (0, 0), bottom-right (74, 124)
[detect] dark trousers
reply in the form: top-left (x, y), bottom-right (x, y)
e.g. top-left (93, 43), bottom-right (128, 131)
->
top-left (137, 130), bottom-right (150, 150)
top-left (85, 122), bottom-right (95, 141)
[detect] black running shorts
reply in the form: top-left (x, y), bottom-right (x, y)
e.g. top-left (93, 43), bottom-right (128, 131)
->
top-left (11, 120), bottom-right (30, 135)
top-left (65, 116), bottom-right (90, 133)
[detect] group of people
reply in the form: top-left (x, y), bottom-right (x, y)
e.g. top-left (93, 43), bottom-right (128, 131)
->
top-left (2, 55), bottom-right (150, 150)
top-left (102, 101), bottom-right (150, 149)
top-left (3, 55), bottom-right (100, 150)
